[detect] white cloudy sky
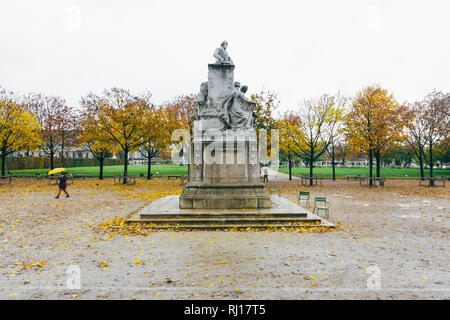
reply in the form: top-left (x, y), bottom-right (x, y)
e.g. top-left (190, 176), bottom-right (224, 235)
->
top-left (1, 0), bottom-right (449, 112)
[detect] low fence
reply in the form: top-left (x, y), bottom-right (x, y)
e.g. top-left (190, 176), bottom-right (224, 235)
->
top-left (2, 157), bottom-right (124, 170)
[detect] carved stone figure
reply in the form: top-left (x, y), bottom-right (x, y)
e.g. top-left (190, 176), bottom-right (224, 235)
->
top-left (233, 81), bottom-right (241, 92)
top-left (213, 40), bottom-right (233, 64)
top-left (195, 82), bottom-right (208, 113)
top-left (222, 85), bottom-right (256, 129)
top-left (179, 40), bottom-right (272, 210)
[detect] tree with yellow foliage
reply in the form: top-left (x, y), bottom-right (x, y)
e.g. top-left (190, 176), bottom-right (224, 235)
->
top-left (250, 90), bottom-right (280, 134)
top-left (0, 88), bottom-right (41, 176)
top-left (139, 106), bottom-right (174, 180)
top-left (165, 95), bottom-right (197, 134)
top-left (345, 85), bottom-right (406, 184)
top-left (80, 88), bottom-right (153, 184)
top-left (279, 94), bottom-right (344, 185)
top-left (78, 114), bottom-right (118, 180)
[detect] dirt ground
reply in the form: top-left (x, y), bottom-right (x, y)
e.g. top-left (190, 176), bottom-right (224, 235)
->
top-left (0, 178), bottom-right (448, 300)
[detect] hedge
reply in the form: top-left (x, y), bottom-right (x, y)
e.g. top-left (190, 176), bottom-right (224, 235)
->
top-left (2, 156), bottom-right (124, 170)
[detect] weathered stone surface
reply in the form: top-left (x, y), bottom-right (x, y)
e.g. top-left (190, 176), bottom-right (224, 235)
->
top-left (180, 184), bottom-right (272, 209)
top-left (179, 41), bottom-right (271, 210)
top-left (213, 40), bottom-right (233, 65)
top-left (207, 63), bottom-right (234, 117)
top-left (129, 195), bottom-right (334, 229)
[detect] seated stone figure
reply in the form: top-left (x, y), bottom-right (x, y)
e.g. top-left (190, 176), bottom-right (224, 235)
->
top-left (195, 82), bottom-right (208, 115)
top-left (213, 40), bottom-right (233, 64)
top-left (222, 85), bottom-right (256, 130)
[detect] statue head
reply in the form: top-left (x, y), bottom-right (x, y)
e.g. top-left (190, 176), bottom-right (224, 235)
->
top-left (240, 85), bottom-right (248, 94)
top-left (234, 81), bottom-right (241, 89)
top-left (221, 40), bottom-right (228, 49)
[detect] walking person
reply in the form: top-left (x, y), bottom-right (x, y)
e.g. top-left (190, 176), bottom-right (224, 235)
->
top-left (262, 165), bottom-right (269, 182)
top-left (55, 172), bottom-right (70, 198)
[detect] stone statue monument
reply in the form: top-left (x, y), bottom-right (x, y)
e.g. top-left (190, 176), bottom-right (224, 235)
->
top-left (213, 40), bottom-right (233, 65)
top-left (127, 40), bottom-right (332, 230)
top-left (222, 85), bottom-right (256, 130)
top-left (179, 41), bottom-right (271, 209)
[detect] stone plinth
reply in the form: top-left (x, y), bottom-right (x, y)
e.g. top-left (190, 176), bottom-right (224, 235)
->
top-left (206, 63), bottom-right (235, 116)
top-left (178, 46), bottom-right (272, 211)
top-left (180, 127), bottom-right (271, 209)
top-left (128, 195), bottom-right (335, 230)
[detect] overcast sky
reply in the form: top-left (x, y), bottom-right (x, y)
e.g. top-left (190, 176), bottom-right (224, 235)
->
top-left (1, 0), bottom-right (449, 113)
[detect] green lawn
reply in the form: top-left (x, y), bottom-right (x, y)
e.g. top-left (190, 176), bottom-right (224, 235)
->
top-left (9, 164), bottom-right (450, 179)
top-left (10, 164), bottom-right (188, 178)
top-left (279, 166), bottom-right (450, 179)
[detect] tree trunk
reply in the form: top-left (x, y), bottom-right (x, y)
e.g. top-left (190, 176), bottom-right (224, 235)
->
top-left (418, 149), bottom-right (424, 180)
top-left (123, 147), bottom-right (128, 184)
top-left (429, 139), bottom-right (434, 186)
top-left (61, 143), bottom-right (65, 168)
top-left (342, 146), bottom-right (346, 167)
top-left (368, 149), bottom-right (373, 186)
top-left (375, 150), bottom-right (381, 178)
top-left (147, 155), bottom-right (152, 180)
top-left (331, 145), bottom-right (336, 181)
top-left (1, 146), bottom-right (6, 176)
top-left (288, 154), bottom-right (292, 181)
top-left (309, 154), bottom-right (314, 186)
top-left (50, 149), bottom-right (54, 170)
top-left (99, 157), bottom-right (104, 180)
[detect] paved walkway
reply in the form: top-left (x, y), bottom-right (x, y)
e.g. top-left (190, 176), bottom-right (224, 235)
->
top-left (266, 168), bottom-right (299, 181)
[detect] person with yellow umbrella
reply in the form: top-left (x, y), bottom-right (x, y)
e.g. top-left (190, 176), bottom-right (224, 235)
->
top-left (49, 168), bottom-right (70, 199)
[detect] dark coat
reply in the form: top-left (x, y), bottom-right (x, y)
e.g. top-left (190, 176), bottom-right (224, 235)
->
top-left (58, 175), bottom-right (67, 189)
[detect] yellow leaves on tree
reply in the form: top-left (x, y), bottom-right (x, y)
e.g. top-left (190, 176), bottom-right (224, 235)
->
top-left (345, 85), bottom-right (407, 179)
top-left (250, 90), bottom-right (280, 134)
top-left (0, 89), bottom-right (41, 175)
top-left (78, 112), bottom-right (119, 180)
top-left (279, 94), bottom-right (345, 184)
top-left (80, 88), bottom-right (154, 183)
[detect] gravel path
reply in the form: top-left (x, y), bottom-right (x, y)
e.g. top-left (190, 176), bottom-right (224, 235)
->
top-left (0, 178), bottom-right (448, 299)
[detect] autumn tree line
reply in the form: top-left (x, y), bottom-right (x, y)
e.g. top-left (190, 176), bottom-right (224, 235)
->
top-left (0, 87), bottom-right (194, 182)
top-left (0, 85), bottom-right (449, 185)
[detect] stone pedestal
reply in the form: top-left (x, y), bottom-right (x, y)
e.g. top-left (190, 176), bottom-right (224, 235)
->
top-left (206, 63), bottom-right (234, 116)
top-left (127, 42), bottom-right (333, 230)
top-left (180, 127), bottom-right (272, 209)
top-left (179, 56), bottom-right (272, 210)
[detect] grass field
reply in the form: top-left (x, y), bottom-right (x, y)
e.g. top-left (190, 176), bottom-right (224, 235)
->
top-left (9, 164), bottom-right (450, 179)
top-left (10, 164), bottom-right (188, 177)
top-left (279, 166), bottom-right (450, 178)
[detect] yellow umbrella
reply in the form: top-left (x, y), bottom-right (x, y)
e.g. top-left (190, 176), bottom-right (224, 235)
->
top-left (48, 168), bottom-right (66, 175)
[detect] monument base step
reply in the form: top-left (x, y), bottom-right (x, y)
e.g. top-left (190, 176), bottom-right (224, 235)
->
top-left (126, 195), bottom-right (334, 229)
top-left (122, 224), bottom-right (332, 230)
top-left (179, 183), bottom-right (272, 209)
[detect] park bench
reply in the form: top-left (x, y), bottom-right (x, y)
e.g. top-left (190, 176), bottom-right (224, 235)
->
top-left (300, 176), bottom-right (323, 186)
top-left (297, 191), bottom-right (310, 207)
top-left (267, 186), bottom-right (281, 197)
top-left (312, 196), bottom-right (330, 219)
top-left (419, 177), bottom-right (446, 187)
top-left (0, 175), bottom-right (13, 185)
top-left (73, 174), bottom-right (87, 180)
top-left (114, 176), bottom-right (136, 185)
top-left (358, 176), bottom-right (367, 184)
top-left (361, 177), bottom-right (385, 187)
top-left (346, 175), bottom-right (362, 181)
top-left (12, 173), bottom-right (42, 179)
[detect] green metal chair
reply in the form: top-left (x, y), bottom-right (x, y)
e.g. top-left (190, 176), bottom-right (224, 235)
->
top-left (312, 197), bottom-right (330, 219)
top-left (267, 186), bottom-right (281, 197)
top-left (297, 191), bottom-right (310, 207)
